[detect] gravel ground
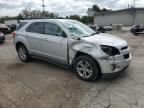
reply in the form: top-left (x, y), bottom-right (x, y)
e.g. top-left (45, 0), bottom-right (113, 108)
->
top-left (0, 32), bottom-right (144, 108)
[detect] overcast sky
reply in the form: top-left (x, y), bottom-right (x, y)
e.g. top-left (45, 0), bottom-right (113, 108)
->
top-left (0, 0), bottom-right (143, 17)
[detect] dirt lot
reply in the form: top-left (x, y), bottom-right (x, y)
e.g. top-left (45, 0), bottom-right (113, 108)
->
top-left (0, 32), bottom-right (144, 108)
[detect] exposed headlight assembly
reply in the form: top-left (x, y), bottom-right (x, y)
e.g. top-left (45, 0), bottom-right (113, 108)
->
top-left (101, 45), bottom-right (120, 56)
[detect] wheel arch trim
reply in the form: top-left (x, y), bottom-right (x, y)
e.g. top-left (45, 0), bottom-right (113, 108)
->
top-left (15, 36), bottom-right (30, 53)
top-left (72, 51), bottom-right (102, 75)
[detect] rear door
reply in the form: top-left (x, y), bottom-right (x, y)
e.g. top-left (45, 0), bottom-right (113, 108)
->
top-left (25, 22), bottom-right (45, 55)
top-left (42, 22), bottom-right (68, 64)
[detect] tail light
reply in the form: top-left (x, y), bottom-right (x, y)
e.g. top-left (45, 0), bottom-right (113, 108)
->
top-left (12, 32), bottom-right (16, 38)
top-left (0, 32), bottom-right (4, 36)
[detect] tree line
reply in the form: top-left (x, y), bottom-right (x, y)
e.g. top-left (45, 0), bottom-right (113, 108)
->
top-left (0, 9), bottom-right (94, 24)
top-left (91, 4), bottom-right (112, 13)
top-left (0, 4), bottom-right (112, 24)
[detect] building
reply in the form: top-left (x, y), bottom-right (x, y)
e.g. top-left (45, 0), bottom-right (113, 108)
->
top-left (88, 8), bottom-right (144, 26)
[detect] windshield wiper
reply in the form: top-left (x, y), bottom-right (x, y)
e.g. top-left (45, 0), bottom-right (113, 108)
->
top-left (90, 32), bottom-right (100, 36)
top-left (83, 35), bottom-right (89, 37)
top-left (82, 32), bottom-right (100, 38)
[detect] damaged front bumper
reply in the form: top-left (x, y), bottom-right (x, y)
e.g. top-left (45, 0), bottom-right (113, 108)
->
top-left (98, 53), bottom-right (131, 78)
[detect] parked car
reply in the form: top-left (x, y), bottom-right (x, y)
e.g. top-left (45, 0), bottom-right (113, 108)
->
top-left (7, 24), bottom-right (17, 32)
top-left (98, 26), bottom-right (106, 33)
top-left (130, 25), bottom-right (144, 35)
top-left (89, 25), bottom-right (106, 33)
top-left (0, 32), bottom-right (5, 43)
top-left (104, 26), bottom-right (113, 31)
top-left (0, 23), bottom-right (10, 34)
top-left (13, 19), bottom-right (131, 81)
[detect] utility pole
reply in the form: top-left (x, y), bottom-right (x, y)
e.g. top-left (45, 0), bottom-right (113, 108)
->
top-left (42, 0), bottom-right (45, 17)
top-left (132, 0), bottom-right (136, 25)
top-left (133, 0), bottom-right (136, 8)
top-left (128, 4), bottom-right (129, 8)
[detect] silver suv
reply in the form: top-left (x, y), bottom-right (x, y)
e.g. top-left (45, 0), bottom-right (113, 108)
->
top-left (14, 19), bottom-right (131, 81)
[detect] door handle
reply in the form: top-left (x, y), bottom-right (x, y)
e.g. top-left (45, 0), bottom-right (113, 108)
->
top-left (25, 34), bottom-right (30, 37)
top-left (43, 37), bottom-right (49, 41)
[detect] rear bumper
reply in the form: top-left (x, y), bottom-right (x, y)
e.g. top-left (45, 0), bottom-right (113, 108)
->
top-left (0, 29), bottom-right (10, 34)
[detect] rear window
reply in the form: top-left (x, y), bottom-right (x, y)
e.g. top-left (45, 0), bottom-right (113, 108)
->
top-left (16, 22), bottom-right (27, 30)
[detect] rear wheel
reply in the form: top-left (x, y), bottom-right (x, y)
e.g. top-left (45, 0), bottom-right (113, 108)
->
top-left (17, 45), bottom-right (31, 62)
top-left (73, 56), bottom-right (99, 81)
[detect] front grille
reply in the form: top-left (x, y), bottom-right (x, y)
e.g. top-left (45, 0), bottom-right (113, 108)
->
top-left (121, 46), bottom-right (128, 50)
top-left (123, 54), bottom-right (129, 59)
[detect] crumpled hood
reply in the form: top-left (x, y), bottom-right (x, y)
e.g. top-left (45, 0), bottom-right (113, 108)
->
top-left (82, 33), bottom-right (127, 47)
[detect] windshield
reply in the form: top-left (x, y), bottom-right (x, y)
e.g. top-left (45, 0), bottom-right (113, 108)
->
top-left (61, 20), bottom-right (96, 38)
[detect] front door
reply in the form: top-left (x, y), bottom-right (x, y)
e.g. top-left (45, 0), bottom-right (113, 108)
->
top-left (42, 22), bottom-right (68, 64)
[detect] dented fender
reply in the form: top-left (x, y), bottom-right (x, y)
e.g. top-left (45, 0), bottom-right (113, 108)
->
top-left (68, 39), bottom-right (107, 64)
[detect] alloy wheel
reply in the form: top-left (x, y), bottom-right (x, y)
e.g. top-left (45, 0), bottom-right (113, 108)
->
top-left (76, 60), bottom-right (93, 79)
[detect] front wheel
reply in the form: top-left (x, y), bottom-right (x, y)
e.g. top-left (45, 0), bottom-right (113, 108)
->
top-left (17, 45), bottom-right (31, 62)
top-left (73, 56), bottom-right (99, 81)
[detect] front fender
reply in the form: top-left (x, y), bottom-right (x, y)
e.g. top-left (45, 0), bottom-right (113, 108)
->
top-left (68, 40), bottom-right (105, 64)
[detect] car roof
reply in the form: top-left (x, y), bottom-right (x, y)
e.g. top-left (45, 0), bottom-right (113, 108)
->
top-left (20, 19), bottom-right (76, 23)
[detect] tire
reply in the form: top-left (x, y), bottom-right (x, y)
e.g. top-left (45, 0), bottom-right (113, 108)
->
top-left (73, 56), bottom-right (99, 81)
top-left (130, 28), bottom-right (135, 33)
top-left (17, 45), bottom-right (31, 62)
top-left (134, 33), bottom-right (139, 35)
top-left (0, 41), bottom-right (4, 44)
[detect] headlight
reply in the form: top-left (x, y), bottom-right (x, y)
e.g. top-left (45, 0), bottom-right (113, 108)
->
top-left (101, 45), bottom-right (120, 56)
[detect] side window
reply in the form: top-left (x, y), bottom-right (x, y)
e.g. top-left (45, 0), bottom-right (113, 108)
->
top-left (45, 22), bottom-right (66, 37)
top-left (16, 22), bottom-right (27, 30)
top-left (26, 22), bottom-right (44, 34)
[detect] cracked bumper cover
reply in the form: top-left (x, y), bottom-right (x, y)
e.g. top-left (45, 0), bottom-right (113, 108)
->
top-left (97, 53), bottom-right (131, 78)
